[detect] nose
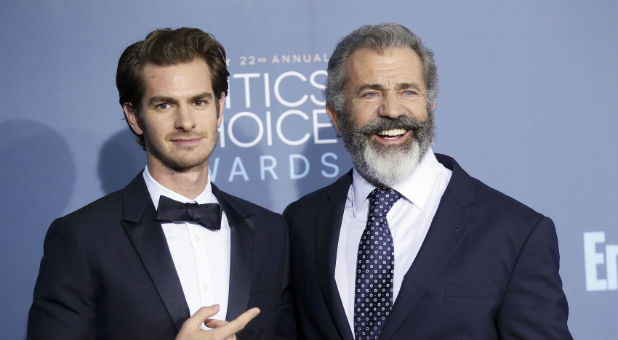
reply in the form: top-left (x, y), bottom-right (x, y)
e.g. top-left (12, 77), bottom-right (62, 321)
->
top-left (174, 105), bottom-right (196, 131)
top-left (377, 93), bottom-right (404, 119)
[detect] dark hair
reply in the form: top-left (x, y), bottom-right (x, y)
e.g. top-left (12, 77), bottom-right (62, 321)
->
top-left (326, 23), bottom-right (438, 116)
top-left (116, 27), bottom-right (229, 147)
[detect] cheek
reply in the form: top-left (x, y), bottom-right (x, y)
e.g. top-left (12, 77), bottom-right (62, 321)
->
top-left (413, 105), bottom-right (430, 121)
top-left (142, 117), bottom-right (170, 140)
top-left (207, 115), bottom-right (220, 130)
top-left (199, 115), bottom-right (220, 138)
top-left (413, 98), bottom-right (430, 115)
top-left (348, 102), bottom-right (377, 127)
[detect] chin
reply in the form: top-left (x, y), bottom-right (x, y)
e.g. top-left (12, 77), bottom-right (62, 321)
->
top-left (160, 155), bottom-right (210, 172)
top-left (357, 141), bottom-right (423, 187)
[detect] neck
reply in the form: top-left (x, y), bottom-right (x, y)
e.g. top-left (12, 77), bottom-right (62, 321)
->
top-left (146, 159), bottom-right (210, 200)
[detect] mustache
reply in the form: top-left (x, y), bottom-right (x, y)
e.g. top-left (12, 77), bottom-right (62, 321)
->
top-left (355, 116), bottom-right (427, 135)
top-left (166, 133), bottom-right (207, 140)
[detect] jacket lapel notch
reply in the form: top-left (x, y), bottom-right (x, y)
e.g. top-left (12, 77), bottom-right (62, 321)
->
top-left (212, 184), bottom-right (253, 321)
top-left (315, 173), bottom-right (355, 340)
top-left (121, 174), bottom-right (190, 332)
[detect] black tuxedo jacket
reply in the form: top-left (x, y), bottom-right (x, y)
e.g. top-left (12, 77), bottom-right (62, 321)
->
top-left (28, 173), bottom-right (295, 339)
top-left (284, 154), bottom-right (571, 340)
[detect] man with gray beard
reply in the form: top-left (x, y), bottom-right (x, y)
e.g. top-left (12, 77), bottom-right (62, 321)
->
top-left (283, 23), bottom-right (571, 340)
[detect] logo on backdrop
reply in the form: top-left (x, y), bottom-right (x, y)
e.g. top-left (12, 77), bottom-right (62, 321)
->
top-left (209, 52), bottom-right (344, 183)
top-left (583, 231), bottom-right (618, 291)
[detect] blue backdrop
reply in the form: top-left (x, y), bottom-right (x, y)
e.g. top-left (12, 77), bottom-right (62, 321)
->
top-left (1, 1), bottom-right (616, 338)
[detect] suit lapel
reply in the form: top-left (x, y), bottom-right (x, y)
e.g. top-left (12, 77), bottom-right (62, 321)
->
top-left (315, 172), bottom-right (356, 340)
top-left (379, 154), bottom-right (477, 339)
top-left (212, 184), bottom-right (254, 321)
top-left (120, 174), bottom-right (189, 332)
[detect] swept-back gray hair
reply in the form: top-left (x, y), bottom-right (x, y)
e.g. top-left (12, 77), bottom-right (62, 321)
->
top-left (326, 23), bottom-right (439, 115)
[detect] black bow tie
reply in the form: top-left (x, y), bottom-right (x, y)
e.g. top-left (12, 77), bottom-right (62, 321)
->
top-left (156, 195), bottom-right (221, 230)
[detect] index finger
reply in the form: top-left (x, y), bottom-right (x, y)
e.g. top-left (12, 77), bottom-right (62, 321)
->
top-left (217, 307), bottom-right (260, 335)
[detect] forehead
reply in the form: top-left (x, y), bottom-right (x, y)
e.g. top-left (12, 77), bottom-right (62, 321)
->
top-left (345, 47), bottom-right (425, 88)
top-left (141, 58), bottom-right (213, 97)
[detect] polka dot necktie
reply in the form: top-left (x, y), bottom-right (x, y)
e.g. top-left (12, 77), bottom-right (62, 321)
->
top-left (354, 187), bottom-right (401, 340)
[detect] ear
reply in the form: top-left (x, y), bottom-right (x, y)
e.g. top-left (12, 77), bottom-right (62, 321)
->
top-left (123, 103), bottom-right (144, 135)
top-left (431, 101), bottom-right (436, 111)
top-left (325, 103), bottom-right (342, 136)
top-left (217, 93), bottom-right (225, 128)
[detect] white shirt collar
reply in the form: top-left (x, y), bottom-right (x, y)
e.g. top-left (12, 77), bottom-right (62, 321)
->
top-left (142, 166), bottom-right (218, 209)
top-left (351, 148), bottom-right (445, 216)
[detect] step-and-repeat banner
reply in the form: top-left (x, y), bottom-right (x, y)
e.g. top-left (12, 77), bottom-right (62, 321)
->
top-left (1, 1), bottom-right (616, 338)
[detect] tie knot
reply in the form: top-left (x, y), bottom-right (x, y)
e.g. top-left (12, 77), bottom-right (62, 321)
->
top-left (368, 187), bottom-right (401, 215)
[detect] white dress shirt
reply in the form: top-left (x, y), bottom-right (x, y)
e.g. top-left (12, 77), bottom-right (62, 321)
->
top-left (143, 167), bottom-right (230, 326)
top-left (335, 149), bottom-right (452, 331)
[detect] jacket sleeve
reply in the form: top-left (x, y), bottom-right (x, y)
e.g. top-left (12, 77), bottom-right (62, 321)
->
top-left (497, 217), bottom-right (572, 340)
top-left (27, 217), bottom-right (96, 339)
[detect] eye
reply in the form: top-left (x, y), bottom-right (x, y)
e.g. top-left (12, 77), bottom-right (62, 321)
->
top-left (403, 90), bottom-right (418, 96)
top-left (361, 91), bottom-right (379, 98)
top-left (194, 99), bottom-right (207, 106)
top-left (154, 103), bottom-right (172, 111)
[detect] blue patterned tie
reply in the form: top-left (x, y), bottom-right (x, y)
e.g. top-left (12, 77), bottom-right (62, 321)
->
top-left (354, 187), bottom-right (401, 340)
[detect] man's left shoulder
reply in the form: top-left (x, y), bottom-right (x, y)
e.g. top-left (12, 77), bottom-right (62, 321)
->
top-left (439, 153), bottom-right (547, 221)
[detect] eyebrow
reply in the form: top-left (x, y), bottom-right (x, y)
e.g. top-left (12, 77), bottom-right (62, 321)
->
top-left (356, 82), bottom-right (424, 93)
top-left (397, 83), bottom-right (423, 91)
top-left (191, 92), bottom-right (215, 101)
top-left (357, 84), bottom-right (384, 93)
top-left (147, 92), bottom-right (214, 106)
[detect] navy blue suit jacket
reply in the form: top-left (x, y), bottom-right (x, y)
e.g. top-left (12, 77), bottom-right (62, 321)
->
top-left (28, 173), bottom-right (295, 339)
top-left (284, 154), bottom-right (571, 339)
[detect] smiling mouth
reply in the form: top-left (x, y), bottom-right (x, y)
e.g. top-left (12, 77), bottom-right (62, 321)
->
top-left (376, 128), bottom-right (407, 139)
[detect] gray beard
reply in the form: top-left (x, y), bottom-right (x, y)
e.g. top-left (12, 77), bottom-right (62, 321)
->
top-left (339, 112), bottom-right (434, 187)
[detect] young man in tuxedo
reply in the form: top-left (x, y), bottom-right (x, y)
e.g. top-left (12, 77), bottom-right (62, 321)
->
top-left (28, 27), bottom-right (294, 340)
top-left (284, 23), bottom-right (572, 339)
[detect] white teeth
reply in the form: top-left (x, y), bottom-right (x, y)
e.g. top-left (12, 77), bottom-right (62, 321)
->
top-left (377, 128), bottom-right (406, 137)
